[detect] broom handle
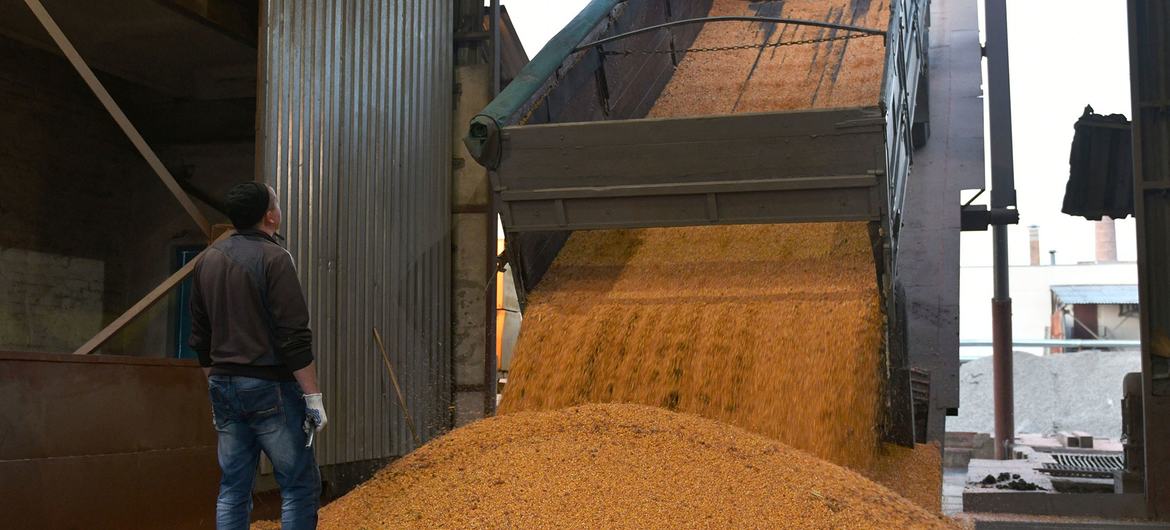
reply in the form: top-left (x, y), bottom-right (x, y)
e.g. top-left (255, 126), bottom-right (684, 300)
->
top-left (373, 327), bottom-right (421, 445)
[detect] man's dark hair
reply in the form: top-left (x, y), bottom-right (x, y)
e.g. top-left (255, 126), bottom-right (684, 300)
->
top-left (225, 182), bottom-right (271, 229)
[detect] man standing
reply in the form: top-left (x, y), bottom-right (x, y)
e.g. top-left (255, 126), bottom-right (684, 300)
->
top-left (190, 181), bottom-right (327, 530)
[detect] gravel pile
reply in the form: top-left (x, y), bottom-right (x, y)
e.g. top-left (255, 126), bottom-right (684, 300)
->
top-left (314, 404), bottom-right (956, 529)
top-left (947, 350), bottom-right (1140, 438)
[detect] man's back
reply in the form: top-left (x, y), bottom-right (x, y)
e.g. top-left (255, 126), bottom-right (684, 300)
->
top-left (190, 229), bottom-right (314, 381)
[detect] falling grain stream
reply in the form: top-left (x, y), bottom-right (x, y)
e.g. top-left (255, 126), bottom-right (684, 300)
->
top-left (502, 0), bottom-right (939, 500)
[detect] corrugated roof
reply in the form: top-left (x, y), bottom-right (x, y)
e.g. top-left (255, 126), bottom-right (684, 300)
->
top-left (1051, 284), bottom-right (1139, 305)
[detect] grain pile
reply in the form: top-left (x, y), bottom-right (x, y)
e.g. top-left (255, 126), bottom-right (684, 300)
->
top-left (314, 404), bottom-right (956, 529)
top-left (871, 443), bottom-right (944, 514)
top-left (503, 0), bottom-right (892, 471)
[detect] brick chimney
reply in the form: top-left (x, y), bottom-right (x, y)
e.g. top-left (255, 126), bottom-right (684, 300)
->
top-left (1096, 216), bottom-right (1117, 263)
top-left (1029, 225), bottom-right (1040, 266)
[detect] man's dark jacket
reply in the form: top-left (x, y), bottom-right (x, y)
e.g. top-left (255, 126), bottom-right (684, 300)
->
top-left (189, 229), bottom-right (314, 381)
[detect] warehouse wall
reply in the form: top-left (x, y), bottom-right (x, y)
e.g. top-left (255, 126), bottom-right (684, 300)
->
top-left (1097, 304), bottom-right (1141, 340)
top-left (0, 248), bottom-right (103, 352)
top-left (259, 0), bottom-right (453, 467)
top-left (0, 34), bottom-right (251, 356)
top-left (0, 35), bottom-right (140, 352)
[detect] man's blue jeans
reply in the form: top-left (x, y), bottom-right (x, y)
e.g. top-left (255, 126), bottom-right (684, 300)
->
top-left (208, 375), bottom-right (321, 530)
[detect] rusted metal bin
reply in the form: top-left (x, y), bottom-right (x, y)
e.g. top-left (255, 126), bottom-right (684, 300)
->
top-left (0, 352), bottom-right (218, 529)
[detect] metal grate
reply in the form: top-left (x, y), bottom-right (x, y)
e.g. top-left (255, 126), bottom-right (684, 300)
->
top-left (1040, 453), bottom-right (1124, 479)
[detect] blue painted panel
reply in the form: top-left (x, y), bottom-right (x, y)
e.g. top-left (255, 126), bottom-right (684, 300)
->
top-left (174, 247), bottom-right (204, 359)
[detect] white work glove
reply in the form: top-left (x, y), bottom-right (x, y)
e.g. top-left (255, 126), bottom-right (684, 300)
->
top-left (303, 393), bottom-right (328, 432)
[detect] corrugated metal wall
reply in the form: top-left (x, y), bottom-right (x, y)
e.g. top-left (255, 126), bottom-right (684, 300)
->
top-left (259, 0), bottom-right (452, 466)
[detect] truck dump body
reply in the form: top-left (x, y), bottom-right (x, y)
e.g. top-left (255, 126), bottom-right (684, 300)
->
top-left (468, 0), bottom-right (924, 312)
top-left (473, 0), bottom-right (929, 462)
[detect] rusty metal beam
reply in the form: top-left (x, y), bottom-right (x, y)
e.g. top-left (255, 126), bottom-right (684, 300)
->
top-left (22, 0), bottom-right (213, 239)
top-left (73, 229), bottom-right (231, 356)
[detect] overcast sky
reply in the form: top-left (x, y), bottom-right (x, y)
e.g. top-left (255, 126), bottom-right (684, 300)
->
top-left (499, 0), bottom-right (1136, 267)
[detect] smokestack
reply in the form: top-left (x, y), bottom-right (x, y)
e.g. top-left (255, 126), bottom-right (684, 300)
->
top-left (1096, 217), bottom-right (1117, 263)
top-left (1029, 225), bottom-right (1040, 266)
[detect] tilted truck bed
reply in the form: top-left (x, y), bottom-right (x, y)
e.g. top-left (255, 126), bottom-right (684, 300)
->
top-left (466, 0), bottom-right (929, 445)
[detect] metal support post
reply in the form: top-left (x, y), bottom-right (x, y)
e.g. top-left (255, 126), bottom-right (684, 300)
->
top-left (490, 0), bottom-right (501, 96)
top-left (985, 0), bottom-right (1018, 460)
top-left (992, 224), bottom-right (1014, 459)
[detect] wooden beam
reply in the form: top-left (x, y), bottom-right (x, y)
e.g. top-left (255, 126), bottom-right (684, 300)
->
top-left (23, 0), bottom-right (214, 239)
top-left (73, 230), bottom-right (232, 356)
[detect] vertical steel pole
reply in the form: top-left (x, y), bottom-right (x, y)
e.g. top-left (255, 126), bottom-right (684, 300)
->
top-left (991, 225), bottom-right (1014, 459)
top-left (490, 0), bottom-right (501, 96)
top-left (486, 0), bottom-right (502, 416)
top-left (985, 0), bottom-right (1017, 460)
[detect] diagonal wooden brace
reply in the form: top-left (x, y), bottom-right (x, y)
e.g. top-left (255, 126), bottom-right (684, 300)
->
top-left (73, 229), bottom-right (232, 356)
top-left (23, 0), bottom-right (213, 239)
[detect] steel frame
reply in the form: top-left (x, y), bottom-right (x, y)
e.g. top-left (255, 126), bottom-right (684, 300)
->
top-left (1128, 0), bottom-right (1170, 519)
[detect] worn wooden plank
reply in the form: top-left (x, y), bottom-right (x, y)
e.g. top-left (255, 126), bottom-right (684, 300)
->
top-left (22, 0), bottom-right (213, 239)
top-left (506, 186), bottom-right (878, 231)
top-left (501, 136), bottom-right (879, 186)
top-left (73, 230), bottom-right (232, 355)
top-left (505, 106), bottom-right (882, 146)
top-left (497, 110), bottom-right (883, 189)
top-left (500, 174), bottom-right (875, 200)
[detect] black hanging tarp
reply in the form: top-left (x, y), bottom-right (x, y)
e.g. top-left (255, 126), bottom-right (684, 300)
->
top-left (1062, 105), bottom-right (1134, 220)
